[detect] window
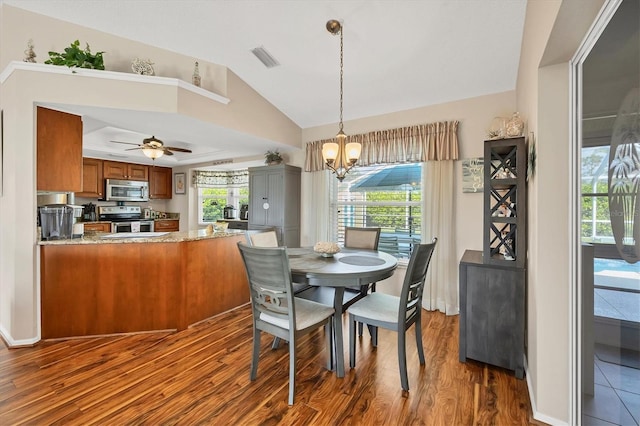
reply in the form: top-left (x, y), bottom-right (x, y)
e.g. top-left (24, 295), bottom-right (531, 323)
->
top-left (333, 163), bottom-right (422, 259)
top-left (581, 146), bottom-right (613, 244)
top-left (198, 186), bottom-right (249, 223)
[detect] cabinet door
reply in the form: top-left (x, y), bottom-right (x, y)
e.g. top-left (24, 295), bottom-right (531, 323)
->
top-left (249, 172), bottom-right (269, 226)
top-left (154, 219), bottom-right (179, 232)
top-left (128, 164), bottom-right (149, 181)
top-left (149, 166), bottom-right (172, 199)
top-left (265, 172), bottom-right (284, 226)
top-left (37, 107), bottom-right (83, 192)
top-left (103, 161), bottom-right (127, 179)
top-left (465, 265), bottom-right (520, 371)
top-left (83, 222), bottom-right (111, 232)
top-left (76, 158), bottom-right (103, 198)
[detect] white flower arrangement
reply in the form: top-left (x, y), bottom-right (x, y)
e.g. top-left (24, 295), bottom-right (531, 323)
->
top-left (313, 241), bottom-right (341, 255)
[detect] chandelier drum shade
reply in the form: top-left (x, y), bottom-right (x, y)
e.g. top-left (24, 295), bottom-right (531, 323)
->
top-left (323, 19), bottom-right (361, 181)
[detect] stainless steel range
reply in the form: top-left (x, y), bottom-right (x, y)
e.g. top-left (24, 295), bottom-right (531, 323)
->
top-left (98, 205), bottom-right (154, 233)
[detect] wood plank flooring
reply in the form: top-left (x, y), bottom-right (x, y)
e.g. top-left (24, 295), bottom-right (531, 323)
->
top-left (0, 305), bottom-right (542, 425)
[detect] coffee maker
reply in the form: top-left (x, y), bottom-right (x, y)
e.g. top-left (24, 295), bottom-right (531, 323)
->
top-left (223, 205), bottom-right (236, 219)
top-left (240, 204), bottom-right (249, 220)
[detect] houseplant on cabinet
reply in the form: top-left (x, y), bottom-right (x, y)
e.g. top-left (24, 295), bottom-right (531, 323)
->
top-left (45, 40), bottom-right (105, 70)
top-left (265, 150), bottom-right (283, 165)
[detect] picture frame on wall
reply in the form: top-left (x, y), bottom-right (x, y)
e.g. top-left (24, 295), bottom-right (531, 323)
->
top-left (174, 172), bottom-right (186, 194)
top-left (462, 157), bottom-right (484, 193)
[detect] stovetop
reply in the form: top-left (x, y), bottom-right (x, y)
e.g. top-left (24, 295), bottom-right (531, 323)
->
top-left (98, 205), bottom-right (145, 222)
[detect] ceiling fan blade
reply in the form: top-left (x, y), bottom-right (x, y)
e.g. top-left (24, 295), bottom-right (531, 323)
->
top-left (165, 146), bottom-right (192, 153)
top-left (125, 147), bottom-right (143, 151)
top-left (110, 140), bottom-right (140, 146)
top-left (162, 149), bottom-right (174, 156)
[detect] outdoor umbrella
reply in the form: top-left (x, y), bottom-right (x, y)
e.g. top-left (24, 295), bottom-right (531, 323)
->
top-left (350, 163), bottom-right (421, 192)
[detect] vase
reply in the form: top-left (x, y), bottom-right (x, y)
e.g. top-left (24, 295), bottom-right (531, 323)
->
top-left (505, 112), bottom-right (524, 137)
top-left (192, 61), bottom-right (201, 87)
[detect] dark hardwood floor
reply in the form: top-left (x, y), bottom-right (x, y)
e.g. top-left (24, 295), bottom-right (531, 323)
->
top-left (0, 305), bottom-right (541, 425)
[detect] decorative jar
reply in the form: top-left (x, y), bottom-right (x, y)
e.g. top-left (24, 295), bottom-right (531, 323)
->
top-left (505, 112), bottom-right (524, 137)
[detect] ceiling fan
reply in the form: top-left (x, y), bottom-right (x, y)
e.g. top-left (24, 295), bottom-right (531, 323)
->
top-left (110, 136), bottom-right (192, 160)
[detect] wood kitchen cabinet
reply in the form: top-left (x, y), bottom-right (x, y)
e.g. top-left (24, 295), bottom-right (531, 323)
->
top-left (149, 166), bottom-right (172, 199)
top-left (103, 160), bottom-right (149, 181)
top-left (76, 158), bottom-right (104, 198)
top-left (248, 164), bottom-right (300, 247)
top-left (154, 219), bottom-right (179, 232)
top-left (83, 222), bottom-right (111, 233)
top-left (36, 107), bottom-right (83, 192)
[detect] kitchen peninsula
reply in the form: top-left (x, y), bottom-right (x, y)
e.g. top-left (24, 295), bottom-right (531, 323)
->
top-left (39, 230), bottom-right (249, 339)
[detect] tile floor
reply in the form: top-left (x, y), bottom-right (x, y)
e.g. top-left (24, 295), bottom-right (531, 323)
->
top-left (582, 356), bottom-right (640, 425)
top-left (584, 283), bottom-right (640, 426)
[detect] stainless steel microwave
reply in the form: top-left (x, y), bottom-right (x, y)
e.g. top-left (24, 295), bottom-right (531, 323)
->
top-left (105, 179), bottom-right (149, 202)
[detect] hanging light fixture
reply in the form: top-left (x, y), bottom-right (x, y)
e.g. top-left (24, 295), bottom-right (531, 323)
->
top-left (322, 19), bottom-right (361, 182)
top-left (142, 146), bottom-right (164, 160)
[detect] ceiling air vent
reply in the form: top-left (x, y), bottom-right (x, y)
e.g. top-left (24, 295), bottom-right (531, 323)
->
top-left (251, 46), bottom-right (280, 68)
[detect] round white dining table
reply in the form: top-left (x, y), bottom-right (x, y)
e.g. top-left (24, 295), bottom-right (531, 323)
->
top-left (287, 247), bottom-right (398, 378)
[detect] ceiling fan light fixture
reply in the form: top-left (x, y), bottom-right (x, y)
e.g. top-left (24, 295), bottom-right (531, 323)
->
top-left (142, 146), bottom-right (164, 159)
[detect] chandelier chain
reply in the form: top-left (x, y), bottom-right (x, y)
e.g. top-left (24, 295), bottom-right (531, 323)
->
top-left (339, 25), bottom-right (344, 133)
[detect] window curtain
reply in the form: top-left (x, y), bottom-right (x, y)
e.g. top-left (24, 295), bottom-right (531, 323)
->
top-left (423, 160), bottom-right (458, 315)
top-left (305, 121), bottom-right (459, 170)
top-left (192, 170), bottom-right (248, 187)
top-left (305, 120), bottom-right (459, 315)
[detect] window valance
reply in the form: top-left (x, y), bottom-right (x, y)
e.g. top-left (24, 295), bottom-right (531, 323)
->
top-left (305, 120), bottom-right (459, 172)
top-left (192, 170), bottom-right (249, 187)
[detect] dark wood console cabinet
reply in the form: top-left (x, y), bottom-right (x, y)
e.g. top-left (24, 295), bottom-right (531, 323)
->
top-left (459, 250), bottom-right (525, 379)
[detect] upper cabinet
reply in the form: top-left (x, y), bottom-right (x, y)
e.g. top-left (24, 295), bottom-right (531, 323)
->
top-left (149, 166), bottom-right (172, 199)
top-left (36, 107), bottom-right (83, 192)
top-left (76, 158), bottom-right (104, 198)
top-left (103, 160), bottom-right (149, 181)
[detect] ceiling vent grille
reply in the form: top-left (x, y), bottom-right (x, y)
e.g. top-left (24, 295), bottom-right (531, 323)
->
top-left (251, 46), bottom-right (280, 68)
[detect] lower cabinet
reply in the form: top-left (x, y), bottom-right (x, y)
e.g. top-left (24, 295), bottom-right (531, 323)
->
top-left (154, 219), bottom-right (179, 232)
top-left (83, 222), bottom-right (111, 233)
top-left (459, 249), bottom-right (525, 379)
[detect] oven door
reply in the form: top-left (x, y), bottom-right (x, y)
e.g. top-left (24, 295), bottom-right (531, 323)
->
top-left (112, 221), bottom-right (154, 233)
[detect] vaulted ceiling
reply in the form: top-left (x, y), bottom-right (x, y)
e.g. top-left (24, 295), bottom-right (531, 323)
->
top-left (3, 0), bottom-right (528, 168)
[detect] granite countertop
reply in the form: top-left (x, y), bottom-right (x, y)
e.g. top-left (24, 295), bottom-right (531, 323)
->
top-left (38, 229), bottom-right (245, 245)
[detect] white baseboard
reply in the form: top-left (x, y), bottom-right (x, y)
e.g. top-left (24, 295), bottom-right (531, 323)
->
top-left (525, 355), bottom-right (569, 426)
top-left (0, 324), bottom-right (40, 348)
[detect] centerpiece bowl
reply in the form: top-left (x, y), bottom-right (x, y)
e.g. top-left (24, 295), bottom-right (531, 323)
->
top-left (313, 241), bottom-right (341, 258)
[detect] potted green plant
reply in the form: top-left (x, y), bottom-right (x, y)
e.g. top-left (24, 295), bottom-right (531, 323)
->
top-left (45, 40), bottom-right (105, 70)
top-left (265, 150), bottom-right (283, 165)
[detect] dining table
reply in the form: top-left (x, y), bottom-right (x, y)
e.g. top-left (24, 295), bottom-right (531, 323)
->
top-left (287, 247), bottom-right (398, 377)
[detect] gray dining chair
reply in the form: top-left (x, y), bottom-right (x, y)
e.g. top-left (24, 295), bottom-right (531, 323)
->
top-left (237, 242), bottom-right (335, 405)
top-left (245, 228), bottom-right (279, 248)
top-left (343, 227), bottom-right (382, 335)
top-left (347, 237), bottom-right (437, 391)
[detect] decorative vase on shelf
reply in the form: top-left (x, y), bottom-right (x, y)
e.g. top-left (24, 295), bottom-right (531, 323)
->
top-left (488, 116), bottom-right (508, 139)
top-left (505, 112), bottom-right (524, 137)
top-left (192, 61), bottom-right (201, 87)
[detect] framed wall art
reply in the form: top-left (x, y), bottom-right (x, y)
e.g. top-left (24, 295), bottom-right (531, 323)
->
top-left (174, 172), bottom-right (186, 194)
top-left (462, 157), bottom-right (483, 193)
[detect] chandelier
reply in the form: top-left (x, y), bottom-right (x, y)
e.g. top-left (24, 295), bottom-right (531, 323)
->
top-left (322, 19), bottom-right (361, 181)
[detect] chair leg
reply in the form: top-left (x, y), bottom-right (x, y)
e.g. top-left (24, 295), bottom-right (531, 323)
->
top-left (371, 325), bottom-right (378, 347)
top-left (415, 316), bottom-right (425, 365)
top-left (398, 329), bottom-right (409, 391)
top-left (250, 328), bottom-right (261, 381)
top-left (288, 334), bottom-right (296, 405)
top-left (272, 336), bottom-right (281, 349)
top-left (349, 314), bottom-right (357, 368)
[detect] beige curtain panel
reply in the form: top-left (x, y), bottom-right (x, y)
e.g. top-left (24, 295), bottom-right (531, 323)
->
top-left (304, 121), bottom-right (459, 171)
